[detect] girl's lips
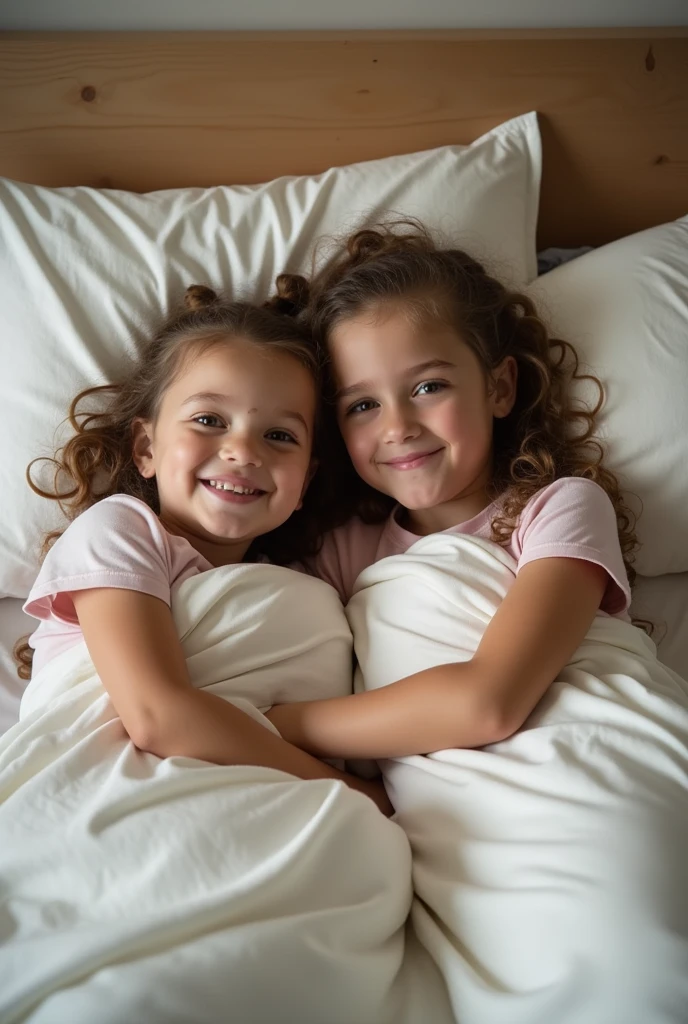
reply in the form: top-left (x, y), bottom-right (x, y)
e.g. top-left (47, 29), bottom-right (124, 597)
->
top-left (381, 448), bottom-right (443, 471)
top-left (201, 480), bottom-right (265, 504)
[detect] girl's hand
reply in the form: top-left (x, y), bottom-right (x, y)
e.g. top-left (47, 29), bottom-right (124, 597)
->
top-left (348, 775), bottom-right (394, 816)
top-left (267, 703), bottom-right (392, 815)
top-left (261, 557), bottom-right (608, 760)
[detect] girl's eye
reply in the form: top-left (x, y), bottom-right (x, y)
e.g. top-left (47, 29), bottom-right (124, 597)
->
top-left (266, 429), bottom-right (298, 444)
top-left (193, 414), bottom-right (224, 428)
top-left (413, 380), bottom-right (447, 397)
top-left (347, 399), bottom-right (379, 416)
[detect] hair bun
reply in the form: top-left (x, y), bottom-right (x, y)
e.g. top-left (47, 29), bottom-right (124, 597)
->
top-left (345, 221), bottom-right (433, 266)
top-left (266, 274), bottom-right (310, 317)
top-left (184, 284), bottom-right (219, 311)
top-left (347, 229), bottom-right (388, 263)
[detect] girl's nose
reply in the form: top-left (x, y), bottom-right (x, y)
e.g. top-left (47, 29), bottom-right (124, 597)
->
top-left (219, 433), bottom-right (262, 468)
top-left (381, 405), bottom-right (421, 444)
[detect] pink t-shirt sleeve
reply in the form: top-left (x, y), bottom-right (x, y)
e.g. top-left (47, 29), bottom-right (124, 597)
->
top-left (512, 478), bottom-right (631, 615)
top-left (24, 495), bottom-right (174, 625)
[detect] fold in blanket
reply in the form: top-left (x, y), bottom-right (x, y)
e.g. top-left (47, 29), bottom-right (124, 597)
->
top-left (347, 533), bottom-right (688, 1024)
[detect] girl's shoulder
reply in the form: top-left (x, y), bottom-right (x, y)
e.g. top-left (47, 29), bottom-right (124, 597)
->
top-left (51, 493), bottom-right (214, 577)
top-left (63, 493), bottom-right (163, 535)
top-left (25, 494), bottom-right (198, 621)
top-left (36, 493), bottom-right (177, 571)
top-left (510, 476), bottom-right (630, 615)
top-left (31, 494), bottom-right (167, 574)
top-left (24, 494), bottom-right (212, 674)
top-left (515, 477), bottom-right (617, 536)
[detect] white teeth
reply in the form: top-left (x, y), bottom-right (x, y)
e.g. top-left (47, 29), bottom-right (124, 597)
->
top-left (207, 480), bottom-right (258, 495)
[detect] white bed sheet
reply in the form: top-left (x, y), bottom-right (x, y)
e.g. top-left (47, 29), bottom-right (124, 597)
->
top-left (0, 573), bottom-right (686, 738)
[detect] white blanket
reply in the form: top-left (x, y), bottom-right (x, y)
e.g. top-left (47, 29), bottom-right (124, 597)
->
top-left (0, 564), bottom-right (427, 1024)
top-left (347, 534), bottom-right (688, 1024)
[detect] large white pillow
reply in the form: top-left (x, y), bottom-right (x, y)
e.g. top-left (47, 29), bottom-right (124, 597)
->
top-left (0, 113), bottom-right (540, 599)
top-left (526, 217), bottom-right (688, 577)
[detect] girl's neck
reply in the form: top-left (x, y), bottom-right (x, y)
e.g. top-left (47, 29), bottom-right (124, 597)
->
top-left (159, 513), bottom-right (251, 567)
top-left (400, 484), bottom-right (493, 537)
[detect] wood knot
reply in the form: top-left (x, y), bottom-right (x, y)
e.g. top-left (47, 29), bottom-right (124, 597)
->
top-left (81, 85), bottom-right (96, 103)
top-left (645, 46), bottom-right (656, 72)
top-left (357, 88), bottom-right (370, 95)
top-left (654, 154), bottom-right (670, 166)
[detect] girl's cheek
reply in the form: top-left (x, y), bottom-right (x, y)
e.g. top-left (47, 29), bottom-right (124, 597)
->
top-left (173, 436), bottom-right (197, 459)
top-left (348, 438), bottom-right (373, 473)
top-left (172, 434), bottom-right (210, 467)
top-left (341, 423), bottom-right (362, 457)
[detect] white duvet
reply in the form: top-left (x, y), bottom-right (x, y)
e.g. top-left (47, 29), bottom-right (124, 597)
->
top-left (347, 533), bottom-right (688, 1024)
top-left (0, 564), bottom-right (436, 1024)
top-left (3, 536), bottom-right (688, 1024)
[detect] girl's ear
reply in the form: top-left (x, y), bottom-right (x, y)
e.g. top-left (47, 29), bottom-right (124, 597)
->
top-left (132, 419), bottom-right (156, 479)
top-left (490, 356), bottom-right (518, 419)
top-left (295, 459), bottom-right (318, 511)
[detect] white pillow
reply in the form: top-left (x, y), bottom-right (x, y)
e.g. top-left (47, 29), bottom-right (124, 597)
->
top-left (526, 217), bottom-right (688, 577)
top-left (0, 113), bottom-right (540, 599)
top-left (630, 574), bottom-right (688, 679)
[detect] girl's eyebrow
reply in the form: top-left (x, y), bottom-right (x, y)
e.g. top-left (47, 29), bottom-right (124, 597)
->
top-left (335, 359), bottom-right (455, 401)
top-left (182, 391), bottom-right (228, 407)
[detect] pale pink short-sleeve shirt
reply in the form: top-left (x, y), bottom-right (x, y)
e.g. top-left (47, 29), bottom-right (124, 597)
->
top-left (311, 477), bottom-right (631, 618)
top-left (24, 494), bottom-right (212, 674)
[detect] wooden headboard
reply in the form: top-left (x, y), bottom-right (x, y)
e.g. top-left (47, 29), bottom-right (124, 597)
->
top-left (1, 29), bottom-right (686, 247)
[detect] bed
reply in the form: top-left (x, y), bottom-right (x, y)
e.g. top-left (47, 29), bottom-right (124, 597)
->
top-left (1, 25), bottom-right (687, 726)
top-left (0, 27), bottom-right (687, 1024)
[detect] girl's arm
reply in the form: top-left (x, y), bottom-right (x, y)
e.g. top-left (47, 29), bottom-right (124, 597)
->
top-left (266, 557), bottom-right (607, 758)
top-left (71, 588), bottom-right (392, 814)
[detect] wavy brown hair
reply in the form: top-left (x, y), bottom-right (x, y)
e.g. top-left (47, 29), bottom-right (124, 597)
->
top-left (15, 283), bottom-right (335, 679)
top-left (281, 221), bottom-right (639, 587)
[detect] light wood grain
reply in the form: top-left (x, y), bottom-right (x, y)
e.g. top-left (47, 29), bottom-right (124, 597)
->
top-left (0, 30), bottom-right (686, 246)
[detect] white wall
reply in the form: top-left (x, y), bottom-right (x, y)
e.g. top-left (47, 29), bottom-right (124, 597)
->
top-left (1, 0), bottom-right (686, 31)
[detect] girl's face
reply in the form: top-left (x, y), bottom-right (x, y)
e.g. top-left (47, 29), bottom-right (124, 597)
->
top-left (330, 308), bottom-right (516, 534)
top-left (133, 339), bottom-right (316, 565)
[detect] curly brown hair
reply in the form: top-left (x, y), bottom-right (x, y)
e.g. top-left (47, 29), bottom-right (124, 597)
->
top-left (280, 220), bottom-right (639, 586)
top-left (15, 283), bottom-right (335, 679)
